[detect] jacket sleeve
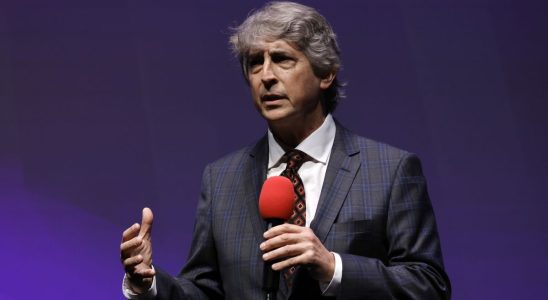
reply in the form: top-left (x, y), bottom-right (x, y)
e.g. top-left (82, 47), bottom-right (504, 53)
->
top-left (154, 164), bottom-right (225, 300)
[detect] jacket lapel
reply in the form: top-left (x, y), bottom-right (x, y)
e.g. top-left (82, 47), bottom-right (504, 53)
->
top-left (244, 135), bottom-right (269, 244)
top-left (310, 123), bottom-right (360, 243)
top-left (244, 135), bottom-right (290, 298)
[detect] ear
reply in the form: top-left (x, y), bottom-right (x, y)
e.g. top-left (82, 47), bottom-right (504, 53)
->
top-left (319, 72), bottom-right (336, 90)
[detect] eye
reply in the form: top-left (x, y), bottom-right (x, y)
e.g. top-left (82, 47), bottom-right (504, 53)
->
top-left (271, 53), bottom-right (295, 67)
top-left (247, 55), bottom-right (264, 73)
top-left (271, 53), bottom-right (289, 62)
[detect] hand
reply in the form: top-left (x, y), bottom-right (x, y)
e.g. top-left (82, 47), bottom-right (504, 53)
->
top-left (120, 207), bottom-right (155, 294)
top-left (260, 224), bottom-right (335, 282)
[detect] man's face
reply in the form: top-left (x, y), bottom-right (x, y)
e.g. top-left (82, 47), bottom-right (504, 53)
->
top-left (247, 39), bottom-right (334, 127)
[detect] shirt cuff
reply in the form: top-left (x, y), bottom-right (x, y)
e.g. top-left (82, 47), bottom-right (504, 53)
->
top-left (122, 266), bottom-right (158, 299)
top-left (318, 252), bottom-right (342, 296)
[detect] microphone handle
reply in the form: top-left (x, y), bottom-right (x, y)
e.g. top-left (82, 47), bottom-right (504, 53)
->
top-left (263, 218), bottom-right (284, 299)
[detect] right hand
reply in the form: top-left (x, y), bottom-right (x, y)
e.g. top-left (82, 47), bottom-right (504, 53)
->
top-left (120, 207), bottom-right (155, 294)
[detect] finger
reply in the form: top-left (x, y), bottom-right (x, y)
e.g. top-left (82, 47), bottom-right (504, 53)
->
top-left (134, 267), bottom-right (156, 278)
top-left (272, 255), bottom-right (302, 271)
top-left (262, 243), bottom-right (303, 262)
top-left (260, 232), bottom-right (302, 252)
top-left (122, 223), bottom-right (140, 242)
top-left (139, 207), bottom-right (154, 237)
top-left (120, 237), bottom-right (143, 258)
top-left (264, 223), bottom-right (304, 239)
top-left (123, 255), bottom-right (144, 273)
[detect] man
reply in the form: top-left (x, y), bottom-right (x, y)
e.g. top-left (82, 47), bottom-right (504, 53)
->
top-left (120, 2), bottom-right (451, 299)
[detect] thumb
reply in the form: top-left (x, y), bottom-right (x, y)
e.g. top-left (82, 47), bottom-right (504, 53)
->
top-left (139, 207), bottom-right (154, 238)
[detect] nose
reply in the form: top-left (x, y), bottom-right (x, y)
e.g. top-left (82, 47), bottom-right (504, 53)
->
top-left (260, 60), bottom-right (277, 89)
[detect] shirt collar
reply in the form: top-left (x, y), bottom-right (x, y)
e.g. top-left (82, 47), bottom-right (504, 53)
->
top-left (268, 114), bottom-right (336, 169)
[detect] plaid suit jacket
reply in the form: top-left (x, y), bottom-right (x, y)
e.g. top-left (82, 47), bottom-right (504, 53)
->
top-left (154, 122), bottom-right (451, 299)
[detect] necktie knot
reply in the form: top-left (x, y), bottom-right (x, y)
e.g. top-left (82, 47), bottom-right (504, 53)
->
top-left (282, 149), bottom-right (309, 172)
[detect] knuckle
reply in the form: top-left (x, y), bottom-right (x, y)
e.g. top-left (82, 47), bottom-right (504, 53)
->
top-left (284, 246), bottom-right (291, 256)
top-left (288, 257), bottom-right (298, 266)
top-left (123, 258), bottom-right (132, 267)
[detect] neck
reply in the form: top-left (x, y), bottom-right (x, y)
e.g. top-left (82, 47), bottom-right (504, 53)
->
top-left (269, 113), bottom-right (326, 149)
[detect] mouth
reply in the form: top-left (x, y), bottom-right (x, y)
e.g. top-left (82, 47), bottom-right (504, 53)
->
top-left (261, 94), bottom-right (286, 102)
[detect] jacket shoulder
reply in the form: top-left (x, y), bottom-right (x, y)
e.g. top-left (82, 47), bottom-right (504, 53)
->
top-left (338, 125), bottom-right (412, 160)
top-left (350, 134), bottom-right (426, 182)
top-left (205, 136), bottom-right (267, 173)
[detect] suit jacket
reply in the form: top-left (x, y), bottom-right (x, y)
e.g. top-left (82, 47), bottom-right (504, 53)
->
top-left (154, 123), bottom-right (451, 299)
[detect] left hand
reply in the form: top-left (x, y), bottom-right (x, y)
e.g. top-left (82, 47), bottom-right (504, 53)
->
top-left (260, 224), bottom-right (335, 282)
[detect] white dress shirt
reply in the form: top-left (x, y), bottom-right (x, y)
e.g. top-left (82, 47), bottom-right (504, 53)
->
top-left (123, 114), bottom-right (341, 298)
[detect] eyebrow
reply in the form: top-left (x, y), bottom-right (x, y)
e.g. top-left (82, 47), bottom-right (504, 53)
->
top-left (248, 48), bottom-right (294, 57)
top-left (268, 49), bottom-right (293, 57)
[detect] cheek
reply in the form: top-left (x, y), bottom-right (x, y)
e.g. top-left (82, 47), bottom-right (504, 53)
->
top-left (249, 87), bottom-right (263, 110)
top-left (289, 79), bottom-right (316, 100)
top-left (249, 81), bottom-right (261, 99)
top-left (286, 69), bottom-right (317, 93)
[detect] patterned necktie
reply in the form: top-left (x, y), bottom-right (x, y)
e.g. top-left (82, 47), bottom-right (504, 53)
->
top-left (280, 149), bottom-right (309, 226)
top-left (279, 149), bottom-right (309, 286)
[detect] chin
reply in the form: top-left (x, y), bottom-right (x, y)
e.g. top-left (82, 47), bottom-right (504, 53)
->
top-left (260, 108), bottom-right (294, 123)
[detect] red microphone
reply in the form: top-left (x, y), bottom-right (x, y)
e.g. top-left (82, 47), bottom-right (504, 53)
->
top-left (259, 176), bottom-right (295, 221)
top-left (258, 176), bottom-right (295, 300)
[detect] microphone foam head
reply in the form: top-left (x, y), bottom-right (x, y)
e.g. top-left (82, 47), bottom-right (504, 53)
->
top-left (259, 176), bottom-right (295, 221)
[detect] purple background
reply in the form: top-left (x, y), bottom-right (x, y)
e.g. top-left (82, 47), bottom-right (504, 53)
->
top-left (1, 0), bottom-right (547, 299)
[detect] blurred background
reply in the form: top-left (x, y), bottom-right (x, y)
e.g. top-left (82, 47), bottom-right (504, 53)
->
top-left (1, 0), bottom-right (547, 299)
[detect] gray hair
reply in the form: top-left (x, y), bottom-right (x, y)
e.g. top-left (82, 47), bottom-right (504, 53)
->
top-left (229, 1), bottom-right (344, 113)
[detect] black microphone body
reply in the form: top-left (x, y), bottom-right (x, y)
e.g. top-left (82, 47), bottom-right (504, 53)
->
top-left (259, 176), bottom-right (295, 300)
top-left (263, 218), bottom-right (284, 300)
